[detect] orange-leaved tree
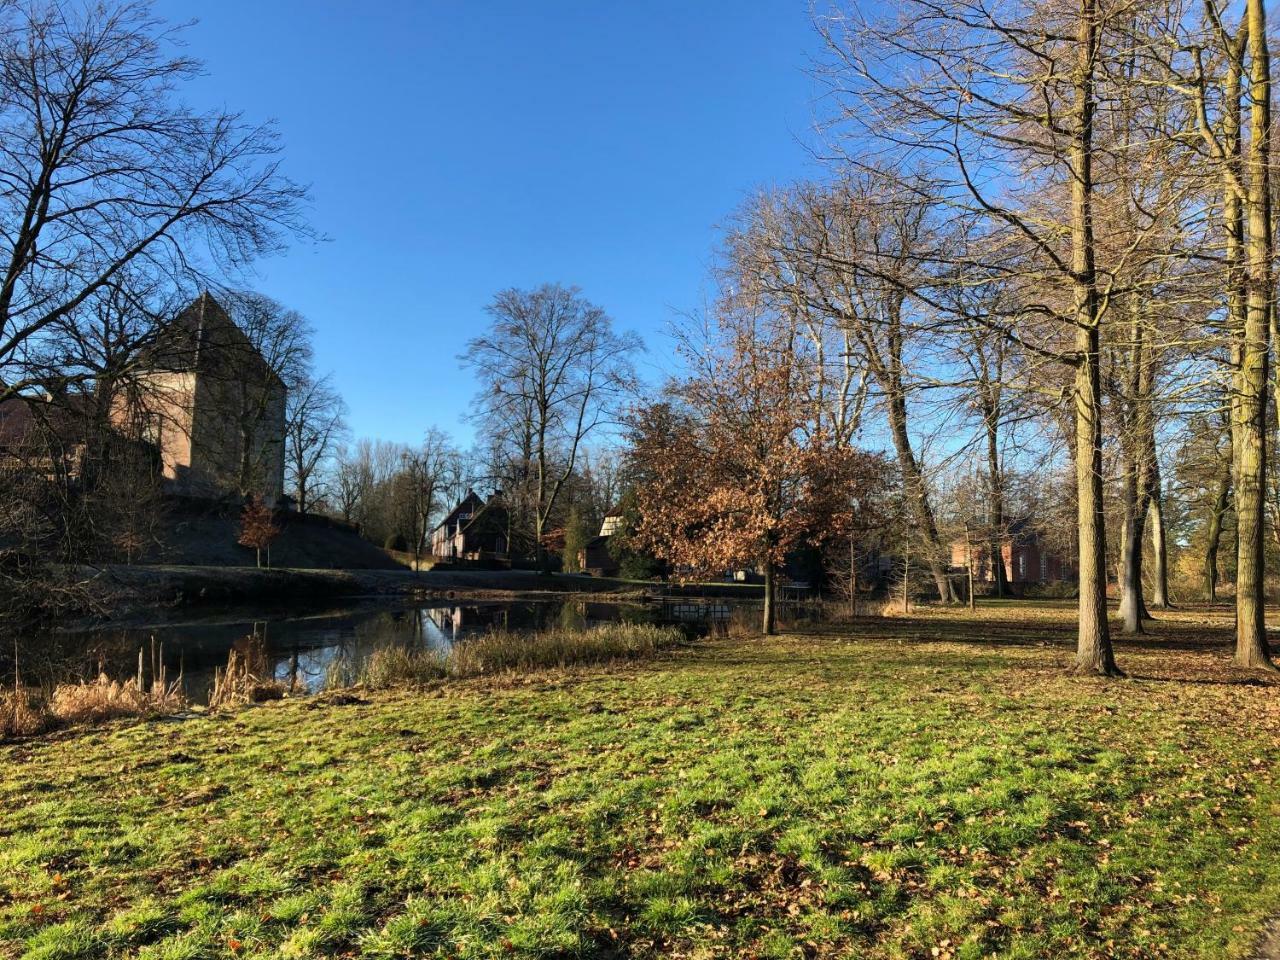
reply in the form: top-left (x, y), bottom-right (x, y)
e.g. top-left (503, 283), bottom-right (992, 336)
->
top-left (626, 316), bottom-right (889, 635)
top-left (238, 495), bottom-right (280, 569)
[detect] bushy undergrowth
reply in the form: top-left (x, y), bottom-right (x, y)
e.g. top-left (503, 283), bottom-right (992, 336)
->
top-left (49, 674), bottom-right (185, 724)
top-left (362, 621), bottom-right (686, 688)
top-left (0, 690), bottom-right (46, 738)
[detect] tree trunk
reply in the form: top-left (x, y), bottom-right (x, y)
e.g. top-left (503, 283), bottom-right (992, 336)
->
top-left (966, 535), bottom-right (976, 611)
top-left (534, 513), bottom-right (549, 574)
top-left (1070, 0), bottom-right (1118, 676)
top-left (1148, 484), bottom-right (1170, 608)
top-left (1118, 299), bottom-right (1151, 635)
top-left (1205, 444), bottom-right (1232, 601)
top-left (1237, 0), bottom-right (1274, 668)
top-left (902, 534), bottom-right (911, 614)
top-left (885, 393), bottom-right (953, 602)
top-left (763, 563), bottom-right (777, 636)
top-left (849, 537), bottom-right (858, 617)
top-left (1118, 459), bottom-right (1147, 635)
top-left (985, 416), bottom-right (1008, 599)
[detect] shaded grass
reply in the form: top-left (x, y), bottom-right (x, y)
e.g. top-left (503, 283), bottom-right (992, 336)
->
top-left (3, 605), bottom-right (1280, 958)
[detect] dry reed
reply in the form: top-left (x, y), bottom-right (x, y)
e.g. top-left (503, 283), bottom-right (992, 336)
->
top-left (361, 622), bottom-right (685, 688)
top-left (208, 647), bottom-right (287, 709)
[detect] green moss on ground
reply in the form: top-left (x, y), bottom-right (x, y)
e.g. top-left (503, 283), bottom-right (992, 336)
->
top-left (4, 605), bottom-right (1280, 959)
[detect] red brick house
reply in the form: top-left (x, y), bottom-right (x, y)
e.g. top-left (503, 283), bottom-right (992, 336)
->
top-left (950, 518), bottom-right (1074, 586)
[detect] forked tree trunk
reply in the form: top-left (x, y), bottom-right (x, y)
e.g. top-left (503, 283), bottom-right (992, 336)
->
top-left (885, 395), bottom-right (954, 603)
top-left (1237, 0), bottom-right (1275, 669)
top-left (1070, 0), bottom-right (1119, 676)
top-left (1118, 463), bottom-right (1148, 635)
top-left (1118, 301), bottom-right (1150, 635)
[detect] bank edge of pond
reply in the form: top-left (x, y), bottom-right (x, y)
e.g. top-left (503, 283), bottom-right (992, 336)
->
top-left (1, 618), bottom-right (700, 743)
top-left (72, 563), bottom-right (766, 620)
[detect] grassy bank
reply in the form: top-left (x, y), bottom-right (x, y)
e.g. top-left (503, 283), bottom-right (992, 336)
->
top-left (4, 605), bottom-right (1280, 958)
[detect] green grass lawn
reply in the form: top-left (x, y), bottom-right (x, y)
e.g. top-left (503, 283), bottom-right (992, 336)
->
top-left (4, 605), bottom-right (1280, 959)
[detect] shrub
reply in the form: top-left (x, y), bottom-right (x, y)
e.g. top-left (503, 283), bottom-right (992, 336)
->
top-left (0, 690), bottom-right (47, 739)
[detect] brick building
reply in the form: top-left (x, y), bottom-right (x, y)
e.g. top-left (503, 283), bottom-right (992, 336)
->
top-left (950, 518), bottom-right (1074, 586)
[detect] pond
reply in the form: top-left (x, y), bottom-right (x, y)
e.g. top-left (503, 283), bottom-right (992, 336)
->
top-left (4, 597), bottom-right (770, 705)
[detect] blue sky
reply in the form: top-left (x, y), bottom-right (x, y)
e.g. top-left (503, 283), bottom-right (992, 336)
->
top-left (153, 1), bottom-right (828, 446)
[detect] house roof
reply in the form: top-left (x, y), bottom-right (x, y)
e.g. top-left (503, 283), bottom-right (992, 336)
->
top-left (432, 489), bottom-right (486, 534)
top-left (458, 494), bottom-right (507, 536)
top-left (145, 292), bottom-right (284, 389)
top-left (0, 393), bottom-right (96, 447)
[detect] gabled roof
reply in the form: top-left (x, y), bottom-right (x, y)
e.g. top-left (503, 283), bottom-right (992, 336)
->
top-left (433, 489), bottom-right (486, 534)
top-left (458, 494), bottom-right (507, 536)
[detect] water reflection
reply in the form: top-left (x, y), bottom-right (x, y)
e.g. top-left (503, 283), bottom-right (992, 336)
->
top-left (7, 599), bottom-right (738, 704)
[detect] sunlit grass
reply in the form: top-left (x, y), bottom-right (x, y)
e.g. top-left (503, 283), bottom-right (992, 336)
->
top-left (3, 604), bottom-right (1280, 958)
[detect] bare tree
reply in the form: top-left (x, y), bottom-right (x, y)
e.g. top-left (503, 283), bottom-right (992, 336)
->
top-left (0, 1), bottom-right (305, 406)
top-left (215, 292), bottom-right (311, 499)
top-left (462, 284), bottom-right (640, 572)
top-left (399, 428), bottom-right (457, 565)
top-left (1187, 0), bottom-right (1275, 666)
top-left (725, 175), bottom-right (958, 602)
top-left (285, 373), bottom-right (347, 514)
top-left (816, 0), bottom-right (1210, 673)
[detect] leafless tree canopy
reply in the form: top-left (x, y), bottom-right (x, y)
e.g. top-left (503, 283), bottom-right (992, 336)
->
top-left (462, 283), bottom-right (641, 569)
top-left (0, 0), bottom-right (307, 403)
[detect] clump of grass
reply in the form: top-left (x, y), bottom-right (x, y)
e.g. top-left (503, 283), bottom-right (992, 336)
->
top-left (50, 673), bottom-right (184, 724)
top-left (0, 689), bottom-right (47, 738)
top-left (451, 622), bottom-right (684, 675)
top-left (361, 646), bottom-right (446, 688)
top-left (361, 622), bottom-right (685, 688)
top-left (208, 648), bottom-right (287, 710)
top-left (711, 606), bottom-right (765, 638)
top-left (49, 643), bottom-right (185, 725)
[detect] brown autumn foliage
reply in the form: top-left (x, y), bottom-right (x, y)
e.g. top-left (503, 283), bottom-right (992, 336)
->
top-left (237, 496), bottom-right (281, 567)
top-left (627, 316), bottom-right (890, 634)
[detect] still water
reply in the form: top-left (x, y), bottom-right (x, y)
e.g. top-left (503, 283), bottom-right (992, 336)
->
top-left (7, 598), bottom-right (744, 704)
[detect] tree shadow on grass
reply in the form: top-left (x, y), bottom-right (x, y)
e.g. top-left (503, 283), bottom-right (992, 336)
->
top-left (789, 610), bottom-right (1280, 688)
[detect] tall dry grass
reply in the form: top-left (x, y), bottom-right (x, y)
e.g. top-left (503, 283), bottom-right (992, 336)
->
top-left (0, 690), bottom-right (46, 738)
top-left (208, 647), bottom-right (287, 710)
top-left (50, 673), bottom-right (185, 723)
top-left (2, 640), bottom-right (187, 737)
top-left (361, 622), bottom-right (686, 689)
top-left (50, 642), bottom-right (185, 723)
